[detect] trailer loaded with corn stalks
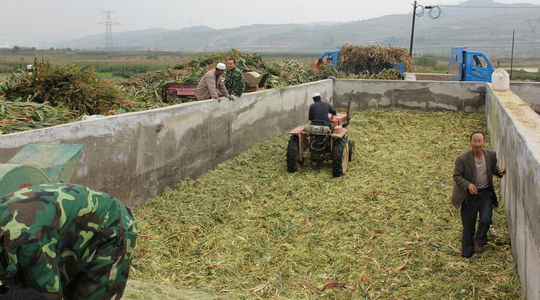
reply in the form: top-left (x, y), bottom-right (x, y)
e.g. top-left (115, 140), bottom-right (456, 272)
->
top-left (319, 45), bottom-right (413, 77)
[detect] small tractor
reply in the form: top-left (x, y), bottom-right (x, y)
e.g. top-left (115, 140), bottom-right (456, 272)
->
top-left (287, 101), bottom-right (354, 177)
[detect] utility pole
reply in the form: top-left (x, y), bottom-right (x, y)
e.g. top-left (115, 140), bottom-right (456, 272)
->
top-left (99, 11), bottom-right (119, 50)
top-left (510, 30), bottom-right (515, 80)
top-left (409, 1), bottom-right (417, 57)
top-left (409, 1), bottom-right (441, 58)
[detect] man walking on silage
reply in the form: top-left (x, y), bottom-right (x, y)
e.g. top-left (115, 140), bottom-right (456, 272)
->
top-left (452, 132), bottom-right (505, 258)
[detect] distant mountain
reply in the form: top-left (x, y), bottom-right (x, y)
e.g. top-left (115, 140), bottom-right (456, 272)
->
top-left (55, 0), bottom-right (540, 56)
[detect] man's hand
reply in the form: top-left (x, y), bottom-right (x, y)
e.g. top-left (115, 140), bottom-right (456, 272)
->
top-left (499, 167), bottom-right (506, 176)
top-left (228, 95), bottom-right (234, 101)
top-left (216, 97), bottom-right (222, 102)
top-left (468, 183), bottom-right (478, 195)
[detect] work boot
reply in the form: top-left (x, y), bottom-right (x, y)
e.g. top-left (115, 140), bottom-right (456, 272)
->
top-left (474, 242), bottom-right (484, 253)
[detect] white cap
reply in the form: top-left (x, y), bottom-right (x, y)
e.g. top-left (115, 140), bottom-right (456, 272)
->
top-left (26, 64), bottom-right (33, 70)
top-left (312, 92), bottom-right (321, 98)
top-left (216, 63), bottom-right (226, 70)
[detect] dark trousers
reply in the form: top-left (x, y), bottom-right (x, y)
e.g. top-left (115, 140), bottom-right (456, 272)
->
top-left (460, 189), bottom-right (493, 257)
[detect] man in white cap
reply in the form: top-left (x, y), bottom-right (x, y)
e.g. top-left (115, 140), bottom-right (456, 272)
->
top-left (308, 92), bottom-right (336, 129)
top-left (194, 63), bottom-right (233, 102)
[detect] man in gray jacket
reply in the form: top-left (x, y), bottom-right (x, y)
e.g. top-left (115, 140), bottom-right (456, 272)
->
top-left (194, 63), bottom-right (233, 102)
top-left (452, 132), bottom-right (506, 258)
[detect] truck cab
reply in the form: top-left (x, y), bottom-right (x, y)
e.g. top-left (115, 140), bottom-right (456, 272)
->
top-left (449, 46), bottom-right (494, 82)
top-left (319, 50), bottom-right (340, 66)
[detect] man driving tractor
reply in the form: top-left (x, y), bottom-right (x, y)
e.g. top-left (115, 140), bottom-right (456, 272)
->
top-left (308, 92), bottom-right (337, 131)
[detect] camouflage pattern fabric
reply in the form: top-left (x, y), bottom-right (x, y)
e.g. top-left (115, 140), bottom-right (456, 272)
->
top-left (224, 66), bottom-right (245, 97)
top-left (0, 183), bottom-right (137, 300)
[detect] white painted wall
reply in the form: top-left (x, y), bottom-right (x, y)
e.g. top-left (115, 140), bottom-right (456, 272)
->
top-left (486, 87), bottom-right (540, 300)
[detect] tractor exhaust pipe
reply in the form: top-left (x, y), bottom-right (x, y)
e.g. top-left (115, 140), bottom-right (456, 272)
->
top-left (346, 90), bottom-right (353, 126)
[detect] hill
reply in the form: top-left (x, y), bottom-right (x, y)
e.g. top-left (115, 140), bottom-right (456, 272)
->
top-left (55, 0), bottom-right (540, 56)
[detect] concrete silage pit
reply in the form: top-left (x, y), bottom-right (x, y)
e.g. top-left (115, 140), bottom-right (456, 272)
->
top-left (129, 109), bottom-right (521, 299)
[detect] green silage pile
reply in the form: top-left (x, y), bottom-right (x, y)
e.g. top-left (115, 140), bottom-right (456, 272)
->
top-left (131, 109), bottom-right (521, 299)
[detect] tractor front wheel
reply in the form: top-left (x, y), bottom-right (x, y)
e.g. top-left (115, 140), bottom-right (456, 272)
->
top-left (287, 135), bottom-right (301, 173)
top-left (332, 138), bottom-right (349, 177)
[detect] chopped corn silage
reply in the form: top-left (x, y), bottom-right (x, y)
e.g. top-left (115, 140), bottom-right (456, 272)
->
top-left (131, 109), bottom-right (521, 299)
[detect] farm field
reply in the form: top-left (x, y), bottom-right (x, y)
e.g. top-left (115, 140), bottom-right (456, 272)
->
top-left (129, 109), bottom-right (521, 299)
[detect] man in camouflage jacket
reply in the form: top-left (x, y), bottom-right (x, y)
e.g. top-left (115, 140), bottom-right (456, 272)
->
top-left (225, 58), bottom-right (245, 97)
top-left (0, 183), bottom-right (137, 300)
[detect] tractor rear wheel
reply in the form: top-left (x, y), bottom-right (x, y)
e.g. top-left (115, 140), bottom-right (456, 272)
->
top-left (287, 135), bottom-right (301, 173)
top-left (332, 137), bottom-right (349, 177)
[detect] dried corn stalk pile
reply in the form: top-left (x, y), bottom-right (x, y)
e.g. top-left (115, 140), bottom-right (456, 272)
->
top-left (132, 109), bottom-right (520, 299)
top-left (337, 45), bottom-right (413, 75)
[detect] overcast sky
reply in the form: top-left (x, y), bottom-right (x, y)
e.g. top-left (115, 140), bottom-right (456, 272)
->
top-left (2, 0), bottom-right (540, 48)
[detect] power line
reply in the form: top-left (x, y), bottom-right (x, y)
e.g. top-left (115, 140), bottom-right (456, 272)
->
top-left (438, 5), bottom-right (540, 9)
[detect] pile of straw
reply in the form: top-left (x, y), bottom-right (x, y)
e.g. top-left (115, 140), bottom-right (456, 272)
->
top-left (337, 45), bottom-right (413, 75)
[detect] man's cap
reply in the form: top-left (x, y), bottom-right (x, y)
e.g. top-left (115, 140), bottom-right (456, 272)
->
top-left (312, 93), bottom-right (321, 98)
top-left (216, 63), bottom-right (226, 70)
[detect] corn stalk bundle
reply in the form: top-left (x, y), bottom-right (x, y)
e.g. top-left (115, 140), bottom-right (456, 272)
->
top-left (337, 45), bottom-right (412, 75)
top-left (0, 56), bottom-right (122, 115)
top-left (0, 96), bottom-right (77, 134)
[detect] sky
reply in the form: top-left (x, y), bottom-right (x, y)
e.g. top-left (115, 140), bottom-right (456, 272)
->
top-left (2, 0), bottom-right (540, 48)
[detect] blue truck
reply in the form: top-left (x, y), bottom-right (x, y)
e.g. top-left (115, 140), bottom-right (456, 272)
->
top-left (407, 46), bottom-right (495, 82)
top-left (448, 46), bottom-right (494, 82)
top-left (322, 46), bottom-right (495, 82)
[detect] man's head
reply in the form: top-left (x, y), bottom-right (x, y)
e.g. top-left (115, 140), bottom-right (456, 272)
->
top-left (216, 63), bottom-right (226, 75)
top-left (226, 58), bottom-right (236, 70)
top-left (312, 92), bottom-right (321, 102)
top-left (470, 131), bottom-right (486, 154)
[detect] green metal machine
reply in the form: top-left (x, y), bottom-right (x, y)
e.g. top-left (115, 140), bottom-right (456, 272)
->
top-left (0, 143), bottom-right (83, 197)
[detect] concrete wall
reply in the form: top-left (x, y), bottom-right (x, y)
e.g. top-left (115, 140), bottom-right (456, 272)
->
top-left (0, 80), bottom-right (333, 207)
top-left (511, 82), bottom-right (540, 114)
top-left (404, 73), bottom-right (454, 81)
top-left (485, 87), bottom-right (540, 300)
top-left (333, 79), bottom-right (487, 112)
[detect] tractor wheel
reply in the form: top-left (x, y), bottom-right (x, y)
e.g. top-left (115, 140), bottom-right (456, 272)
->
top-left (332, 137), bottom-right (349, 177)
top-left (287, 135), bottom-right (301, 173)
top-left (348, 139), bottom-right (355, 162)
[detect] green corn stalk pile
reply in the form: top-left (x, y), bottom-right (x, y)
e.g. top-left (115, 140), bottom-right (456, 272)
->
top-left (0, 56), bottom-right (123, 116)
top-left (0, 95), bottom-right (77, 134)
top-left (131, 109), bottom-right (520, 299)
